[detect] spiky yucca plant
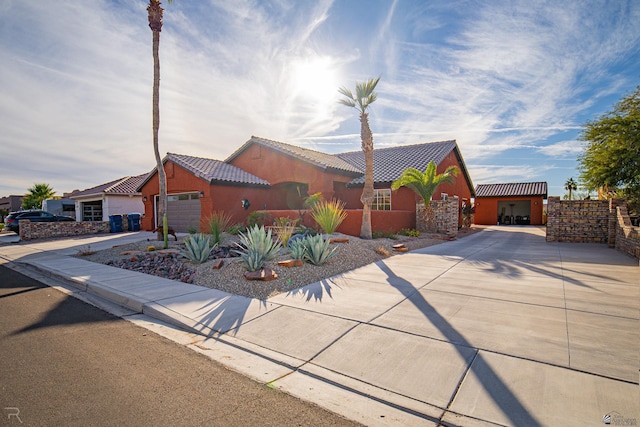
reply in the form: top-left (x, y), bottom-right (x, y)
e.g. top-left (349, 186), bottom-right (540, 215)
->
top-left (181, 233), bottom-right (216, 263)
top-left (302, 234), bottom-right (337, 266)
top-left (207, 211), bottom-right (232, 245)
top-left (311, 199), bottom-right (347, 235)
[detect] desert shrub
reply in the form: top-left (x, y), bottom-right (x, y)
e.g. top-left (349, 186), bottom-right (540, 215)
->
top-left (273, 217), bottom-right (298, 246)
top-left (247, 210), bottom-right (271, 228)
top-left (311, 199), bottom-right (347, 235)
top-left (398, 228), bottom-right (421, 237)
top-left (372, 230), bottom-right (398, 239)
top-left (303, 192), bottom-right (324, 209)
top-left (233, 225), bottom-right (282, 271)
top-left (181, 233), bottom-right (216, 264)
top-left (226, 223), bottom-right (245, 235)
top-left (302, 234), bottom-right (337, 266)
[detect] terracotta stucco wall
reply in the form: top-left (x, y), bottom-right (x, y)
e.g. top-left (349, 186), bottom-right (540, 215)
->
top-left (228, 144), bottom-right (355, 200)
top-left (140, 161), bottom-right (275, 231)
top-left (474, 196), bottom-right (545, 225)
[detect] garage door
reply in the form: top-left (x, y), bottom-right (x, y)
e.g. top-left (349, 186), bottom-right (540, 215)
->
top-left (163, 193), bottom-right (201, 232)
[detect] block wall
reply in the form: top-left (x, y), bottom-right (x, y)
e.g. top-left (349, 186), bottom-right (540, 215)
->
top-left (546, 197), bottom-right (609, 243)
top-left (546, 197), bottom-right (639, 260)
top-left (615, 205), bottom-right (640, 260)
top-left (20, 220), bottom-right (110, 241)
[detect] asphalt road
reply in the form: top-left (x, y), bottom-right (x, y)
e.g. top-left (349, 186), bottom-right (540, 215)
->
top-left (0, 265), bottom-right (361, 426)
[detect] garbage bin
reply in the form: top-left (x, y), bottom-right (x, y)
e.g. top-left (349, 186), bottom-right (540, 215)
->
top-left (128, 213), bottom-right (141, 232)
top-left (109, 215), bottom-right (123, 233)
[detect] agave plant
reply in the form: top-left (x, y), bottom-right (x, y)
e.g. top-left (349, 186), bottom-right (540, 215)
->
top-left (288, 238), bottom-right (307, 260)
top-left (238, 250), bottom-right (266, 272)
top-left (302, 234), bottom-right (337, 266)
top-left (233, 225), bottom-right (282, 271)
top-left (181, 233), bottom-right (216, 263)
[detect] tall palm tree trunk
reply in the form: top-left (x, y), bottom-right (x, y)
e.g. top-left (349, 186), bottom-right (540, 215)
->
top-left (360, 112), bottom-right (374, 239)
top-left (149, 0), bottom-right (168, 248)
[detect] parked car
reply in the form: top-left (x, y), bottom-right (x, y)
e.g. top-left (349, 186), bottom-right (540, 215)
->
top-left (3, 210), bottom-right (75, 233)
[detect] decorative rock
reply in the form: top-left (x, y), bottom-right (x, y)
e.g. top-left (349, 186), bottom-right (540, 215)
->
top-left (393, 247), bottom-right (409, 252)
top-left (244, 268), bottom-right (278, 281)
top-left (278, 259), bottom-right (304, 267)
top-left (392, 244), bottom-right (406, 249)
top-left (158, 249), bottom-right (181, 255)
top-left (212, 259), bottom-right (224, 270)
top-left (121, 250), bottom-right (143, 255)
top-left (329, 238), bottom-right (349, 244)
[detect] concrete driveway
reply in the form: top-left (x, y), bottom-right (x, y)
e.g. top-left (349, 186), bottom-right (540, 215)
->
top-left (232, 226), bottom-right (639, 425)
top-left (1, 226), bottom-right (637, 426)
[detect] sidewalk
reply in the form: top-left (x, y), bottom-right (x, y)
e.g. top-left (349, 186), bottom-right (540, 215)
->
top-left (0, 228), bottom-right (638, 426)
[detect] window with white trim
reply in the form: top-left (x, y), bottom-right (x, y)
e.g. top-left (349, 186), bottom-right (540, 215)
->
top-left (372, 189), bottom-right (391, 210)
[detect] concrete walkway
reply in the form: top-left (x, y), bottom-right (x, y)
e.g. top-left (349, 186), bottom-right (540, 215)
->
top-left (0, 227), bottom-right (637, 426)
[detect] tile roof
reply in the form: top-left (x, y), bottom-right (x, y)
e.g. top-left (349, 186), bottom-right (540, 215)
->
top-left (70, 174), bottom-right (147, 198)
top-left (336, 140), bottom-right (460, 186)
top-left (475, 182), bottom-right (548, 198)
top-left (167, 153), bottom-right (270, 187)
top-left (225, 136), bottom-right (362, 175)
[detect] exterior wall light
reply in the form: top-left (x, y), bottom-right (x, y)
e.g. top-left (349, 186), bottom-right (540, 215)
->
top-left (241, 199), bottom-right (250, 210)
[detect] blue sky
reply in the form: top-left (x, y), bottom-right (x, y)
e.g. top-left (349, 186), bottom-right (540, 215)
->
top-left (1, 0), bottom-right (638, 198)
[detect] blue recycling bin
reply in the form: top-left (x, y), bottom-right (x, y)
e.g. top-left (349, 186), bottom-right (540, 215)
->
top-left (109, 215), bottom-right (123, 233)
top-left (128, 213), bottom-right (141, 231)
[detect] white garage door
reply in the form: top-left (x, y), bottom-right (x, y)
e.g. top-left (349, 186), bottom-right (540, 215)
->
top-left (157, 193), bottom-right (201, 233)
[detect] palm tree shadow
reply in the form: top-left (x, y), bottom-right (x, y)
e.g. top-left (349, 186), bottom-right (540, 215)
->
top-left (194, 294), bottom-right (268, 337)
top-left (377, 262), bottom-right (542, 426)
top-left (285, 279), bottom-right (339, 302)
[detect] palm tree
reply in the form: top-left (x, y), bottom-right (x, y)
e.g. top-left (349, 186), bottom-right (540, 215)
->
top-left (391, 162), bottom-right (459, 232)
top-left (338, 77), bottom-right (380, 239)
top-left (148, 0), bottom-right (172, 248)
top-left (22, 183), bottom-right (56, 210)
top-left (564, 177), bottom-right (578, 200)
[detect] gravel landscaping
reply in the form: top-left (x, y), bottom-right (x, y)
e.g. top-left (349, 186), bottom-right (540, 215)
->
top-left (76, 228), bottom-right (480, 300)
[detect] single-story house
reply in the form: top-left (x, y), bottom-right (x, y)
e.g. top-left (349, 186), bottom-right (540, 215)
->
top-left (69, 175), bottom-right (146, 222)
top-left (138, 136), bottom-right (475, 235)
top-left (473, 182), bottom-right (547, 225)
top-left (0, 195), bottom-right (23, 216)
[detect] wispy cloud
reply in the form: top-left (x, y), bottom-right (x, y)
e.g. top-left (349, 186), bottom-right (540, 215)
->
top-left (0, 0), bottom-right (637, 196)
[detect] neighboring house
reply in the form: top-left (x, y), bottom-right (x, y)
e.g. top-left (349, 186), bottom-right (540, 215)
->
top-left (138, 136), bottom-right (475, 234)
top-left (0, 195), bottom-right (24, 215)
top-left (41, 198), bottom-right (76, 218)
top-left (474, 182), bottom-right (548, 226)
top-left (69, 175), bottom-right (146, 222)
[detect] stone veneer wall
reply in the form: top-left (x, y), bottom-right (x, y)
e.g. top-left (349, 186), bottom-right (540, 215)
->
top-left (417, 196), bottom-right (459, 237)
top-left (546, 196), bottom-right (639, 260)
top-left (546, 197), bottom-right (610, 243)
top-left (614, 205), bottom-right (640, 259)
top-left (20, 220), bottom-right (110, 241)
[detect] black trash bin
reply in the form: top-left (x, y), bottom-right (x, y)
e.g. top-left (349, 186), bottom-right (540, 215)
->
top-left (128, 213), bottom-right (141, 232)
top-left (109, 215), bottom-right (123, 233)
